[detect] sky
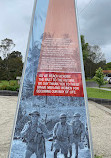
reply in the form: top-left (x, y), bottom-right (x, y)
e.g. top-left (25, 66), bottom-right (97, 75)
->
top-left (0, 0), bottom-right (111, 63)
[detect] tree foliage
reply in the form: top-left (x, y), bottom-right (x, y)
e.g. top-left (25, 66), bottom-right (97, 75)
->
top-left (103, 62), bottom-right (111, 70)
top-left (0, 38), bottom-right (23, 80)
top-left (93, 67), bottom-right (107, 88)
top-left (0, 38), bottom-right (15, 59)
top-left (0, 51), bottom-right (23, 80)
top-left (81, 35), bottom-right (89, 63)
top-left (81, 35), bottom-right (106, 78)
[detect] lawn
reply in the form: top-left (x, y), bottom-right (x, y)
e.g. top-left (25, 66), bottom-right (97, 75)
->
top-left (0, 80), bottom-right (111, 100)
top-left (94, 156), bottom-right (102, 158)
top-left (0, 80), bottom-right (19, 91)
top-left (86, 79), bottom-right (95, 82)
top-left (87, 87), bottom-right (111, 99)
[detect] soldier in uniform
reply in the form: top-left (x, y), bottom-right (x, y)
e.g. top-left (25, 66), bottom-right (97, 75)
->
top-left (70, 113), bottom-right (85, 158)
top-left (53, 113), bottom-right (72, 158)
top-left (15, 109), bottom-right (29, 139)
top-left (21, 111), bottom-right (50, 158)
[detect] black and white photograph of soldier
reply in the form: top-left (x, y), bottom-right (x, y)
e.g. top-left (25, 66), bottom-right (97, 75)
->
top-left (10, 96), bottom-right (91, 158)
top-left (53, 113), bottom-right (72, 158)
top-left (21, 110), bottom-right (51, 158)
top-left (70, 113), bottom-right (85, 158)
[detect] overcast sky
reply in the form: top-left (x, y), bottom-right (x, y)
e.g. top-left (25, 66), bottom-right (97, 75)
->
top-left (0, 0), bottom-right (111, 63)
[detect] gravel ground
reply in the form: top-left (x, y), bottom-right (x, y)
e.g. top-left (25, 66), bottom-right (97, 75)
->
top-left (89, 101), bottom-right (111, 158)
top-left (0, 96), bottom-right (111, 158)
top-left (0, 96), bottom-right (17, 158)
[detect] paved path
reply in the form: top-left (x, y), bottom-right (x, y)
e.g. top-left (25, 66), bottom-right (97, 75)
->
top-left (0, 96), bottom-right (17, 158)
top-left (0, 96), bottom-right (111, 158)
top-left (89, 101), bottom-right (111, 158)
top-left (86, 81), bottom-right (111, 88)
top-left (91, 87), bottom-right (111, 91)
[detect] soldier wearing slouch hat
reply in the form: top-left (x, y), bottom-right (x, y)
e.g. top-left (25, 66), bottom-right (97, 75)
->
top-left (53, 113), bottom-right (72, 158)
top-left (70, 113), bottom-right (85, 158)
top-left (21, 110), bottom-right (50, 158)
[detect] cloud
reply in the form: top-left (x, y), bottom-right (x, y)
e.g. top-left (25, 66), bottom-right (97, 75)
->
top-left (0, 0), bottom-right (111, 63)
top-left (102, 44), bottom-right (111, 63)
top-left (0, 0), bottom-right (34, 60)
top-left (77, 0), bottom-right (111, 62)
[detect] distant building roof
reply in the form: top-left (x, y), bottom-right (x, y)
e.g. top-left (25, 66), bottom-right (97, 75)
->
top-left (103, 70), bottom-right (111, 74)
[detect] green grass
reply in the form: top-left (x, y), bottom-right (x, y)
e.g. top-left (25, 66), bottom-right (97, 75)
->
top-left (0, 80), bottom-right (19, 91)
top-left (101, 87), bottom-right (111, 89)
top-left (87, 87), bottom-right (111, 99)
top-left (86, 79), bottom-right (95, 82)
top-left (94, 155), bottom-right (102, 158)
top-left (0, 80), bottom-right (18, 86)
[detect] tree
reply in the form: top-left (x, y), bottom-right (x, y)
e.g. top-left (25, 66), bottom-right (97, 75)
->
top-left (0, 39), bottom-right (16, 80)
top-left (93, 67), bottom-right (107, 88)
top-left (0, 38), bottom-right (15, 59)
top-left (6, 51), bottom-right (23, 80)
top-left (104, 62), bottom-right (111, 70)
top-left (7, 51), bottom-right (22, 59)
top-left (81, 35), bottom-right (89, 63)
top-left (0, 51), bottom-right (23, 80)
top-left (80, 35), bottom-right (106, 78)
top-left (0, 57), bottom-right (3, 79)
top-left (87, 46), bottom-right (106, 78)
top-left (88, 45), bottom-right (106, 64)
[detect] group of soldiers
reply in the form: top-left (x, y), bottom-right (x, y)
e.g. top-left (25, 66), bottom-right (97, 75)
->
top-left (21, 111), bottom-right (90, 158)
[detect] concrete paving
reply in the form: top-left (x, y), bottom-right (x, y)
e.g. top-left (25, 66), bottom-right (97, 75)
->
top-left (0, 96), bottom-right (111, 158)
top-left (0, 96), bottom-right (17, 158)
top-left (89, 101), bottom-right (111, 158)
top-left (86, 81), bottom-right (111, 88)
top-left (92, 87), bottom-right (111, 91)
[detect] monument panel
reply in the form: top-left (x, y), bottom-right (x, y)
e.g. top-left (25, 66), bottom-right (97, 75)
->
top-left (9, 0), bottom-right (93, 158)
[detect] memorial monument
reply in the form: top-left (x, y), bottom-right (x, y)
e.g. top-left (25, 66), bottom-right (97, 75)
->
top-left (9, 0), bottom-right (93, 157)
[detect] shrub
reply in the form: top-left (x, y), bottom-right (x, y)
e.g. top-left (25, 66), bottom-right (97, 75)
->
top-left (0, 85), bottom-right (19, 91)
top-left (93, 67), bottom-right (107, 88)
top-left (9, 80), bottom-right (17, 86)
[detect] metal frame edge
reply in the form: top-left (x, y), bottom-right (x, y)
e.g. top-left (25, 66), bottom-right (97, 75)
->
top-left (74, 0), bottom-right (94, 157)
